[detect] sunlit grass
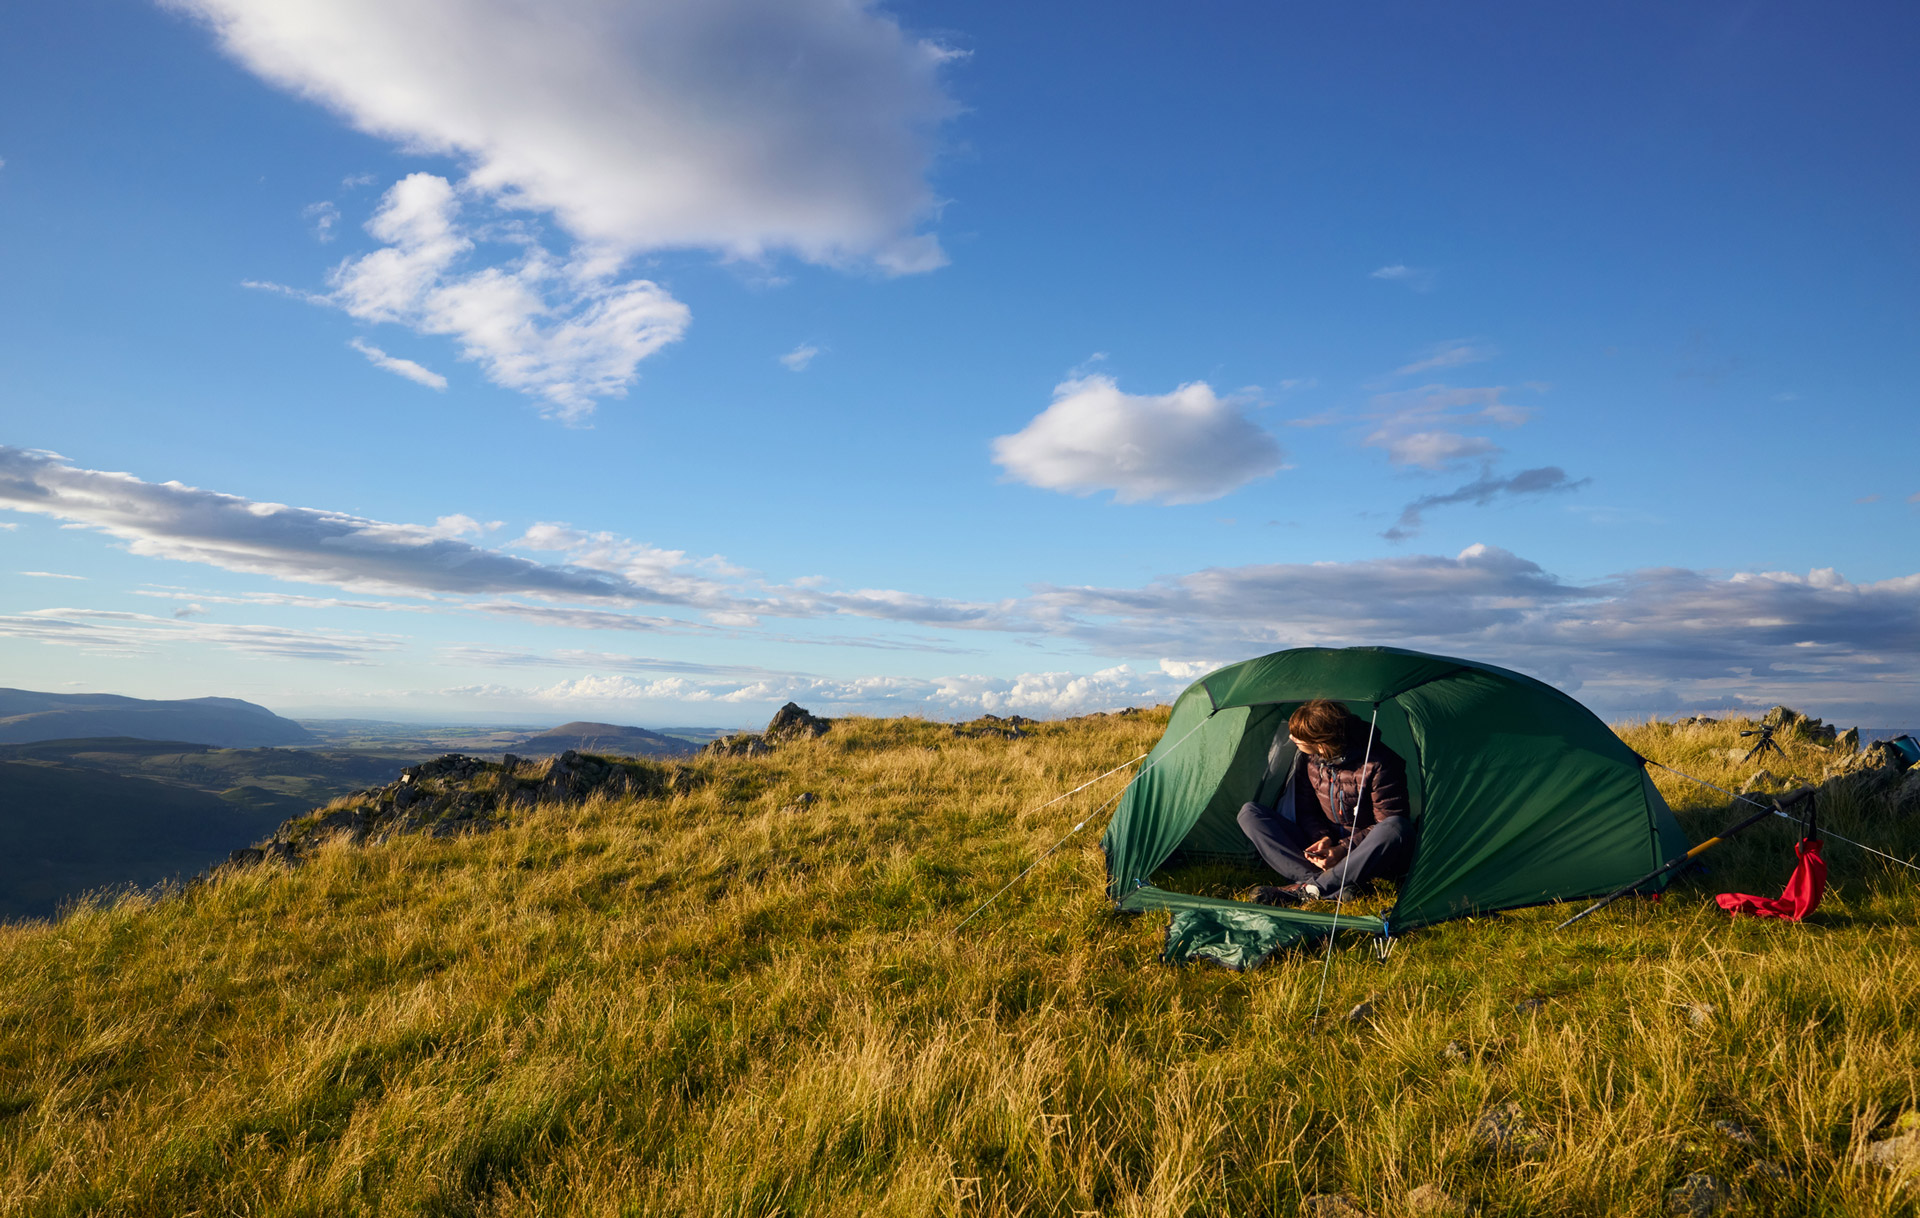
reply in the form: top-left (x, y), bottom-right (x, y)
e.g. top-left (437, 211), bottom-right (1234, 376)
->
top-left (2, 710), bottom-right (1917, 1215)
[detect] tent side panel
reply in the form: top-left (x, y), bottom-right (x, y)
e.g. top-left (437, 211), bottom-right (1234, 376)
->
top-left (1164, 703), bottom-right (1287, 864)
top-left (1390, 671), bottom-right (1664, 927)
top-left (1101, 698), bottom-right (1249, 900)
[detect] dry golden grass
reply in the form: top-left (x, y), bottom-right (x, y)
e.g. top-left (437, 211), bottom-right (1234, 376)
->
top-left (2, 711), bottom-right (1917, 1216)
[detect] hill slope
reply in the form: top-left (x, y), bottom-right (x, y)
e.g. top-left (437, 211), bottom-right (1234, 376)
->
top-left (2, 712), bottom-right (1918, 1215)
top-left (0, 688), bottom-right (316, 747)
top-left (513, 720), bottom-right (694, 757)
top-left (0, 739), bottom-right (423, 920)
top-left (0, 761), bottom-right (290, 920)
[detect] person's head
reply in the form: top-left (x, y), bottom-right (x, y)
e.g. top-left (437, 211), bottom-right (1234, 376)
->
top-left (1288, 699), bottom-right (1354, 759)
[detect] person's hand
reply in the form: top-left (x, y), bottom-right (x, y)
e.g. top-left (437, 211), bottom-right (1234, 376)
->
top-left (1304, 836), bottom-right (1336, 867)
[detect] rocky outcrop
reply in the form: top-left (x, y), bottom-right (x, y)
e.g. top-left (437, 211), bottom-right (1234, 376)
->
top-left (703, 703), bottom-right (833, 756)
top-left (222, 749), bottom-right (703, 869)
top-left (952, 713), bottom-right (1036, 741)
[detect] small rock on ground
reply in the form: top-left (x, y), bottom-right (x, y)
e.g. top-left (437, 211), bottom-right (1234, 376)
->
top-left (1857, 1130), bottom-right (1920, 1176)
top-left (1345, 999), bottom-right (1375, 1024)
top-left (1472, 1101), bottom-right (1540, 1151)
top-left (1686, 1002), bottom-right (1717, 1028)
top-left (1711, 1118), bottom-right (1756, 1145)
top-left (1443, 1040), bottom-right (1470, 1064)
top-left (1665, 1172), bottom-right (1734, 1217)
top-left (1403, 1182), bottom-right (1466, 1216)
top-left (1301, 1194), bottom-right (1369, 1218)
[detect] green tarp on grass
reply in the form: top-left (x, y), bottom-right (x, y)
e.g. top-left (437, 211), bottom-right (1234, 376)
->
top-left (1103, 646), bottom-right (1688, 967)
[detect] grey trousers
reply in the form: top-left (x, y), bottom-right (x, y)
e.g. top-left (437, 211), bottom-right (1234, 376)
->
top-left (1235, 802), bottom-right (1413, 897)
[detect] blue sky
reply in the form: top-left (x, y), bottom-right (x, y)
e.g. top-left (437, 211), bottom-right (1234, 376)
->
top-left (2, 0), bottom-right (1916, 726)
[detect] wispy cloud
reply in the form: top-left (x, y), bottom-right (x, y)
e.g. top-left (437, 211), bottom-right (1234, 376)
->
top-left (1382, 466), bottom-right (1588, 541)
top-left (349, 337), bottom-right (448, 390)
top-left (779, 343), bottom-right (821, 371)
top-left (18, 571), bottom-right (87, 580)
top-left (302, 200), bottom-right (340, 242)
top-left (1370, 263), bottom-right (1436, 291)
top-left (1394, 339), bottom-right (1494, 377)
top-left (0, 607), bottom-right (402, 663)
top-left (1362, 384), bottom-right (1530, 470)
top-left (992, 374), bottom-right (1285, 505)
top-left (0, 446), bottom-right (691, 602)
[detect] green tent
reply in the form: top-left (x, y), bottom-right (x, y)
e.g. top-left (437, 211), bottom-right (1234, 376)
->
top-left (1101, 646), bottom-right (1688, 967)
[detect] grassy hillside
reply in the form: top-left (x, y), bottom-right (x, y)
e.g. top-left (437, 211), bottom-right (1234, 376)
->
top-left (3, 712), bottom-right (1918, 1216)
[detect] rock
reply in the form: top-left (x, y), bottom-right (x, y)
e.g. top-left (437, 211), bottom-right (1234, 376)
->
top-left (1711, 1119), bottom-right (1756, 1145)
top-left (764, 702), bottom-right (831, 741)
top-left (1680, 715), bottom-right (1720, 726)
top-left (1345, 999), bottom-right (1376, 1024)
top-left (1515, 997), bottom-right (1545, 1014)
top-left (1743, 1160), bottom-right (1787, 1184)
top-left (1740, 770), bottom-right (1777, 794)
top-left (704, 732), bottom-right (771, 757)
top-left (1472, 1101), bottom-right (1540, 1151)
top-left (502, 753), bottom-right (520, 771)
top-left (1665, 1171), bottom-right (1734, 1216)
top-left (1443, 1040), bottom-right (1470, 1064)
top-left (1300, 1194), bottom-right (1369, 1218)
top-left (1835, 727), bottom-right (1860, 755)
top-left (1856, 1130), bottom-right (1920, 1176)
top-left (1686, 1003), bottom-right (1716, 1029)
top-left (782, 791), bottom-right (818, 813)
top-left (1403, 1183), bottom-right (1466, 1216)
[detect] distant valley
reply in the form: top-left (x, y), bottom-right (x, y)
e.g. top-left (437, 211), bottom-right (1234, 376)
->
top-left (0, 687), bottom-right (740, 921)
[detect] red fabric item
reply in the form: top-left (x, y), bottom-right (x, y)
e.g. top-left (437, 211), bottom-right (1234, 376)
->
top-left (1716, 839), bottom-right (1826, 921)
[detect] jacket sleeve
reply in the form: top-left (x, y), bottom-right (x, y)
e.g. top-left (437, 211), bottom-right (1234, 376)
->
top-left (1365, 750), bottom-right (1411, 824)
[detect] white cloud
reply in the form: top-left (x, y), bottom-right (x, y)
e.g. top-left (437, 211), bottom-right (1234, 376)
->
top-left (18, 571), bottom-right (87, 580)
top-left (165, 0), bottom-right (956, 273)
top-left (1370, 264), bottom-right (1435, 291)
top-left (992, 375), bottom-right (1286, 505)
top-left (779, 343), bottom-right (821, 371)
top-left (1394, 339), bottom-right (1493, 377)
top-left (349, 337), bottom-right (448, 390)
top-left (318, 174), bottom-right (689, 420)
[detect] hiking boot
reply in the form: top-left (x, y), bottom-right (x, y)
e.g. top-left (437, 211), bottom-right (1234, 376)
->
top-left (1244, 883), bottom-right (1313, 907)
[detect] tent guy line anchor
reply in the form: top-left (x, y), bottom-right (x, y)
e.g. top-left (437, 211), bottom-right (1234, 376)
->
top-left (951, 715), bottom-right (1214, 935)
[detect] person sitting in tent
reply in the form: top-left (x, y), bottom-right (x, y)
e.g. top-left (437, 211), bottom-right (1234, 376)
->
top-left (1236, 699), bottom-right (1412, 905)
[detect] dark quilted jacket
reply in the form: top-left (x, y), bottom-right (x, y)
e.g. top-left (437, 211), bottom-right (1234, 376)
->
top-left (1290, 722), bottom-right (1410, 846)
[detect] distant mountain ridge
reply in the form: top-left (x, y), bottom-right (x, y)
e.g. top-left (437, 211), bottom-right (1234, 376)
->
top-left (513, 721), bottom-right (693, 758)
top-left (0, 689), bottom-right (317, 748)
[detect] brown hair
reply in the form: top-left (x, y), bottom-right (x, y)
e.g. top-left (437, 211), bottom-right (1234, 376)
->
top-left (1288, 699), bottom-right (1352, 752)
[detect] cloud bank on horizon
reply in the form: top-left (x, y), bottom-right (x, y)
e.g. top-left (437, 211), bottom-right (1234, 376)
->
top-left (5, 446), bottom-right (1916, 719)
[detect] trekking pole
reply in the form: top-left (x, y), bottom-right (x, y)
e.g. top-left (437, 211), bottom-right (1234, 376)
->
top-left (1554, 787), bottom-right (1813, 931)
